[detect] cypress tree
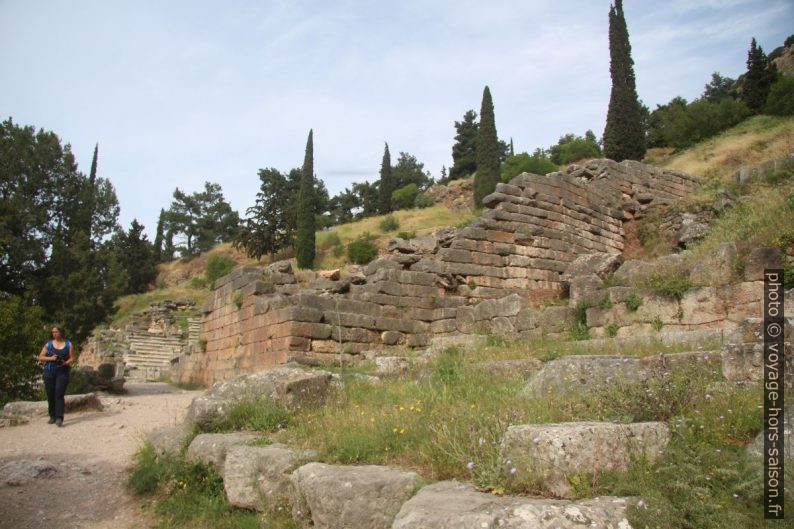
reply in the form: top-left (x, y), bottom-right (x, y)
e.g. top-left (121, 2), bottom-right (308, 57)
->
top-left (473, 86), bottom-right (500, 207)
top-left (295, 130), bottom-right (315, 269)
top-left (378, 142), bottom-right (393, 214)
top-left (603, 0), bottom-right (646, 162)
top-left (742, 38), bottom-right (776, 113)
top-left (153, 209), bottom-right (165, 262)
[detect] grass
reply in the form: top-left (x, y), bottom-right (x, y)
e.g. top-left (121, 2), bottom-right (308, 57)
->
top-left (315, 204), bottom-right (474, 269)
top-left (112, 287), bottom-right (206, 328)
top-left (128, 444), bottom-right (298, 529)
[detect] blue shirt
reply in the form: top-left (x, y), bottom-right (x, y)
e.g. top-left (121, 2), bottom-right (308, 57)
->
top-left (43, 340), bottom-right (70, 376)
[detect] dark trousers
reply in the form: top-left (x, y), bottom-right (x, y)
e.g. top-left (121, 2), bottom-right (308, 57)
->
top-left (43, 369), bottom-right (69, 420)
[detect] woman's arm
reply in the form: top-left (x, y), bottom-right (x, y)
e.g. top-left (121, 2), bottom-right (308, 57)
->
top-left (37, 344), bottom-right (57, 362)
top-left (62, 343), bottom-right (74, 366)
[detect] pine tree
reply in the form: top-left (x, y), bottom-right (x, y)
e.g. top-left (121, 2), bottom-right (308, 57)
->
top-left (602, 0), bottom-right (646, 162)
top-left (296, 130), bottom-right (315, 269)
top-left (378, 142), bottom-right (393, 214)
top-left (450, 110), bottom-right (479, 180)
top-left (473, 86), bottom-right (500, 207)
top-left (742, 38), bottom-right (776, 113)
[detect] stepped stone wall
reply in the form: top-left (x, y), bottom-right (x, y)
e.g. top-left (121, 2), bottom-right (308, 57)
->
top-left (173, 160), bottom-right (703, 386)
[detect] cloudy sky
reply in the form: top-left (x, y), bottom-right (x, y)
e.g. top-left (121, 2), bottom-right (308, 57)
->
top-left (2, 0), bottom-right (792, 235)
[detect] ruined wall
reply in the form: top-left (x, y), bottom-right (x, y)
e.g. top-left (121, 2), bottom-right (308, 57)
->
top-left (173, 160), bottom-right (700, 385)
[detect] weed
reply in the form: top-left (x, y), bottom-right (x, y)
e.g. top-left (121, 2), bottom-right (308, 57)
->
top-left (597, 296), bottom-right (613, 310)
top-left (676, 307), bottom-right (685, 322)
top-left (378, 215), bottom-right (400, 232)
top-left (485, 335), bottom-right (510, 348)
top-left (625, 292), bottom-right (643, 311)
top-left (233, 291), bottom-right (244, 309)
top-left (198, 338), bottom-right (207, 353)
top-left (206, 255), bottom-right (236, 284)
top-left (606, 323), bottom-right (619, 337)
top-left (568, 321), bottom-right (590, 341)
top-left (652, 317), bottom-right (664, 332)
top-left (397, 231), bottom-right (417, 240)
top-left (641, 268), bottom-right (692, 300)
top-left (468, 280), bottom-right (477, 290)
top-left (209, 399), bottom-right (291, 433)
top-left (189, 276), bottom-right (208, 290)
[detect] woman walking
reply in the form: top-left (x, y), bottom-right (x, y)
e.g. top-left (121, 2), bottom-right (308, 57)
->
top-left (37, 325), bottom-right (73, 426)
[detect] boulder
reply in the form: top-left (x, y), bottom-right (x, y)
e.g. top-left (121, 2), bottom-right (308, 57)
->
top-left (563, 253), bottom-right (624, 281)
top-left (501, 421), bottom-right (670, 498)
top-left (568, 274), bottom-right (604, 306)
top-left (472, 294), bottom-right (525, 321)
top-left (317, 269), bottom-right (341, 281)
top-left (2, 393), bottom-right (103, 418)
top-left (224, 443), bottom-right (317, 511)
top-left (185, 432), bottom-right (262, 469)
top-left (372, 356), bottom-right (410, 377)
top-left (0, 459), bottom-right (58, 487)
top-left (612, 259), bottom-right (654, 286)
top-left (268, 260), bottom-right (293, 274)
top-left (676, 213), bottom-right (709, 248)
top-left (392, 481), bottom-right (635, 529)
top-left (744, 247), bottom-right (783, 281)
top-left (290, 463), bottom-right (421, 529)
top-left (187, 366), bottom-right (333, 431)
top-left (147, 421), bottom-right (194, 455)
top-left (521, 355), bottom-right (651, 400)
top-left (690, 242), bottom-right (737, 286)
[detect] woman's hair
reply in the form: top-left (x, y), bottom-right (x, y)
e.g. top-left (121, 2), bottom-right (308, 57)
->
top-left (51, 324), bottom-right (67, 339)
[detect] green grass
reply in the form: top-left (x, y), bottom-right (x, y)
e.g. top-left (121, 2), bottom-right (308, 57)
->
top-left (207, 399), bottom-right (291, 433)
top-left (128, 444), bottom-right (299, 529)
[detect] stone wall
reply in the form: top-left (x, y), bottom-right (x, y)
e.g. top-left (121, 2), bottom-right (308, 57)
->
top-left (172, 160), bottom-right (704, 385)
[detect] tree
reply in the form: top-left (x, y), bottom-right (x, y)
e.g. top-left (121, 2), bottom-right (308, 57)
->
top-left (166, 182), bottom-right (239, 256)
top-left (502, 150), bottom-right (557, 181)
top-left (602, 0), bottom-right (646, 162)
top-left (742, 38), bottom-right (777, 113)
top-left (0, 294), bottom-right (45, 405)
top-left (328, 187), bottom-right (361, 225)
top-left (392, 152), bottom-right (432, 191)
top-left (377, 143), bottom-right (393, 214)
top-left (474, 86), bottom-right (500, 207)
top-left (113, 219), bottom-right (156, 293)
top-left (549, 132), bottom-right (602, 165)
top-left (296, 130), bottom-right (316, 269)
top-left (450, 110), bottom-right (479, 180)
top-left (765, 76), bottom-right (794, 116)
top-left (153, 209), bottom-right (166, 262)
top-left (352, 181), bottom-right (379, 219)
top-left (702, 72), bottom-right (736, 102)
top-left (233, 168), bottom-right (293, 260)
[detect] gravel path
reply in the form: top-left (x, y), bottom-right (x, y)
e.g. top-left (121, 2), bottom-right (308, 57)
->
top-left (0, 383), bottom-right (201, 529)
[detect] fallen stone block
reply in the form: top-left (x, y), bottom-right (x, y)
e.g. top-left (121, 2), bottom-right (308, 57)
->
top-left (392, 480), bottom-right (635, 529)
top-left (501, 421), bottom-right (670, 498)
top-left (290, 463), bottom-right (421, 529)
top-left (224, 443), bottom-right (317, 511)
top-left (186, 432), bottom-right (262, 469)
top-left (3, 393), bottom-right (103, 418)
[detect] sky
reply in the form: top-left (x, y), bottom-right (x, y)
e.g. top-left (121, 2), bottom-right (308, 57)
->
top-left (2, 0), bottom-right (792, 236)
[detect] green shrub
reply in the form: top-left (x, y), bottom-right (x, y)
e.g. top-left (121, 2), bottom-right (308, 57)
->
top-left (206, 255), bottom-right (235, 284)
top-left (378, 215), bottom-right (400, 232)
top-left (397, 231), bottom-right (416, 240)
top-left (597, 296), bottom-right (613, 310)
top-left (625, 293), bottom-right (643, 311)
top-left (784, 262), bottom-right (794, 289)
top-left (606, 323), bottom-right (619, 337)
top-left (189, 276), bottom-right (208, 289)
top-left (391, 184), bottom-right (420, 210)
top-left (414, 192), bottom-right (435, 208)
top-left (347, 239), bottom-right (378, 265)
top-left (652, 317), bottom-right (664, 331)
top-left (765, 76), bottom-right (794, 116)
top-left (642, 269), bottom-right (692, 300)
top-left (332, 244), bottom-right (345, 258)
top-left (568, 321), bottom-right (590, 341)
top-left (0, 295), bottom-right (45, 406)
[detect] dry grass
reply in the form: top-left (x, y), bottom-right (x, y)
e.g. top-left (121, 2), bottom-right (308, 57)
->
top-left (156, 243), bottom-right (259, 288)
top-left (660, 115), bottom-right (794, 182)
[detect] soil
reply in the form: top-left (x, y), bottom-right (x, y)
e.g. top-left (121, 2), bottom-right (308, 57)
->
top-left (0, 383), bottom-right (201, 529)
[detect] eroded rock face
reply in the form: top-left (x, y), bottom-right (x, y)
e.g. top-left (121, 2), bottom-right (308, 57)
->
top-left (392, 480), bottom-right (636, 529)
top-left (500, 422), bottom-right (670, 498)
top-left (187, 366), bottom-right (333, 430)
top-left (224, 443), bottom-right (317, 511)
top-left (690, 242), bottom-right (738, 286)
top-left (185, 432), bottom-right (262, 469)
top-left (289, 463), bottom-right (421, 529)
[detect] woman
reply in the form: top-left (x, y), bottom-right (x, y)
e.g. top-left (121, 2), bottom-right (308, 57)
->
top-left (37, 325), bottom-right (73, 427)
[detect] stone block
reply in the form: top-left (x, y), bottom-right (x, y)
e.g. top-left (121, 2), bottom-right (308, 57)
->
top-left (501, 421), bottom-right (670, 498)
top-left (290, 463), bottom-right (421, 529)
top-left (690, 242), bottom-right (738, 286)
top-left (186, 432), bottom-right (262, 469)
top-left (744, 247), bottom-right (783, 281)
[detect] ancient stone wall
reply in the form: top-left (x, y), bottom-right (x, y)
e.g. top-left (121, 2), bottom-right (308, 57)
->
top-left (172, 160), bottom-right (704, 385)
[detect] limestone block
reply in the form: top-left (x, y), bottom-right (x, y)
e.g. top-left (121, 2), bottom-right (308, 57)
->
top-left (472, 294), bottom-right (525, 321)
top-left (501, 421), bottom-right (670, 498)
top-left (690, 242), bottom-right (737, 286)
top-left (186, 432), bottom-right (262, 469)
top-left (721, 282), bottom-right (763, 323)
top-left (289, 463), bottom-right (421, 529)
top-left (612, 259), bottom-right (654, 286)
top-left (380, 331), bottom-right (404, 345)
top-left (431, 319), bottom-right (458, 334)
top-left (514, 307), bottom-right (540, 331)
top-left (536, 306), bottom-right (576, 334)
top-left (406, 334), bottom-right (429, 347)
top-left (569, 274), bottom-right (604, 306)
top-left (224, 443), bottom-right (317, 511)
top-left (744, 247), bottom-right (784, 281)
top-left (563, 253), bottom-right (624, 281)
top-left (679, 286), bottom-right (726, 325)
top-left (147, 421), bottom-right (194, 455)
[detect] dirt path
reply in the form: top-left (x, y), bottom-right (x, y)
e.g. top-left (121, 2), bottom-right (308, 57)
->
top-left (0, 383), bottom-right (202, 529)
